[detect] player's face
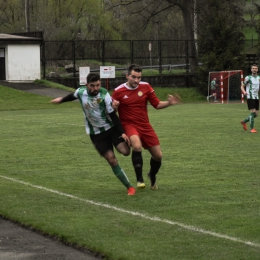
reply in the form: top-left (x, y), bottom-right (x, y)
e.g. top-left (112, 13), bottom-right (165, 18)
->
top-left (86, 80), bottom-right (101, 96)
top-left (251, 66), bottom-right (258, 75)
top-left (126, 70), bottom-right (142, 88)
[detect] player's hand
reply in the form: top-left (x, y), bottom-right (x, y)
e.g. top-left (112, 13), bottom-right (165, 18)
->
top-left (112, 99), bottom-right (120, 110)
top-left (168, 94), bottom-right (181, 105)
top-left (50, 97), bottom-right (63, 103)
top-left (243, 92), bottom-right (247, 96)
top-left (121, 133), bottom-right (130, 146)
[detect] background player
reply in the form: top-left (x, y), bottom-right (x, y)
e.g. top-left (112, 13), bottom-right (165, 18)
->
top-left (241, 64), bottom-right (260, 133)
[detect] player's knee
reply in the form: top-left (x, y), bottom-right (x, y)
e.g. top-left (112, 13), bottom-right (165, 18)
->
top-left (122, 149), bottom-right (130, 156)
top-left (153, 153), bottom-right (162, 161)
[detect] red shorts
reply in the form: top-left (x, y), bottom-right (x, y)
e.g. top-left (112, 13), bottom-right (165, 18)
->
top-left (122, 123), bottom-right (160, 149)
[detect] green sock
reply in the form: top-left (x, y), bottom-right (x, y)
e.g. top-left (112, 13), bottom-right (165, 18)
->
top-left (250, 113), bottom-right (255, 129)
top-left (243, 117), bottom-right (250, 123)
top-left (112, 164), bottom-right (131, 188)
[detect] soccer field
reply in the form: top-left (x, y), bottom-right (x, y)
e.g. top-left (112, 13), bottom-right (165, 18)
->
top-left (0, 100), bottom-right (260, 259)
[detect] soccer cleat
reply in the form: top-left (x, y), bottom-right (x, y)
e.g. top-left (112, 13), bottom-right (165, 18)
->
top-left (241, 121), bottom-right (247, 131)
top-left (127, 186), bottom-right (136, 196)
top-left (147, 172), bottom-right (158, 190)
top-left (250, 128), bottom-right (257, 133)
top-left (150, 184), bottom-right (158, 190)
top-left (137, 182), bottom-right (146, 189)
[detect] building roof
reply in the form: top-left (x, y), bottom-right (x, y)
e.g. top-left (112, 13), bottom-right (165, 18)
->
top-left (0, 33), bottom-right (42, 44)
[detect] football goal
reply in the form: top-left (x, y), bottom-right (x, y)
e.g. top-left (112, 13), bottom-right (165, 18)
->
top-left (208, 70), bottom-right (244, 103)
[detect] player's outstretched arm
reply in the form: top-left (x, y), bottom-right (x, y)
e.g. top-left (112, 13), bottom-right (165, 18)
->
top-left (50, 93), bottom-right (77, 104)
top-left (50, 97), bottom-right (63, 104)
top-left (156, 94), bottom-right (181, 109)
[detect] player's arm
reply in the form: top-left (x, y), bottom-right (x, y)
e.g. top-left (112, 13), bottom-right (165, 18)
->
top-left (241, 82), bottom-right (247, 95)
top-left (109, 111), bottom-right (130, 146)
top-left (156, 94), bottom-right (181, 109)
top-left (51, 93), bottom-right (77, 104)
top-left (111, 98), bottom-right (120, 111)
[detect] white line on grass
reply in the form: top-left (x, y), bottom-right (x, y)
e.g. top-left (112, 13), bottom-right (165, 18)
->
top-left (1, 174), bottom-right (259, 249)
top-left (0, 118), bottom-right (84, 127)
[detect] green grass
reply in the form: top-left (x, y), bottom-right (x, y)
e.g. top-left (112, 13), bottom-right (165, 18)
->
top-left (0, 84), bottom-right (205, 112)
top-left (34, 79), bottom-right (75, 91)
top-left (0, 86), bottom-right (260, 259)
top-left (0, 85), bottom-right (78, 111)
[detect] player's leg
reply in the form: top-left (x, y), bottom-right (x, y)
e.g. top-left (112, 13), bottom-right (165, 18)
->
top-left (147, 145), bottom-right (162, 189)
top-left (241, 99), bottom-right (253, 131)
top-left (103, 150), bottom-right (133, 188)
top-left (130, 135), bottom-right (145, 187)
top-left (141, 127), bottom-right (161, 189)
top-left (249, 109), bottom-right (256, 130)
top-left (90, 131), bottom-right (135, 195)
top-left (208, 90), bottom-right (216, 100)
top-left (112, 127), bottom-right (130, 156)
top-left (122, 124), bottom-right (145, 188)
top-left (249, 100), bottom-right (259, 132)
top-left (213, 92), bottom-right (217, 102)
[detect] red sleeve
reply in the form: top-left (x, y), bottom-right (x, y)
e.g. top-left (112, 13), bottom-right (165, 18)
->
top-left (111, 90), bottom-right (119, 101)
top-left (148, 90), bottom-right (160, 108)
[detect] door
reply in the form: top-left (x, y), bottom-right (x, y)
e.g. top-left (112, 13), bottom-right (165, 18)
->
top-left (0, 48), bottom-right (6, 80)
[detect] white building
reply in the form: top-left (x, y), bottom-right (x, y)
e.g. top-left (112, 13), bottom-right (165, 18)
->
top-left (0, 33), bottom-right (42, 82)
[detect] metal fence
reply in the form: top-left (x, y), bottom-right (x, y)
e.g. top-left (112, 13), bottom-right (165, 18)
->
top-left (41, 40), bottom-right (197, 78)
top-left (40, 39), bottom-right (258, 89)
top-left (42, 39), bottom-right (258, 76)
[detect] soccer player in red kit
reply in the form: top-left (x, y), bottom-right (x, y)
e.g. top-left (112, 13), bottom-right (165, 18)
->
top-left (112, 64), bottom-right (180, 190)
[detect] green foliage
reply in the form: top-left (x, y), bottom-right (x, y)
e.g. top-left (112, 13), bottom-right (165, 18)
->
top-left (0, 0), bottom-right (122, 41)
top-left (196, 0), bottom-right (246, 94)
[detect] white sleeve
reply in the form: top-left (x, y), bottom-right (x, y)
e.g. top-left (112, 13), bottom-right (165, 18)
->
top-left (104, 93), bottom-right (114, 114)
top-left (244, 76), bottom-right (249, 85)
top-left (74, 88), bottom-right (79, 98)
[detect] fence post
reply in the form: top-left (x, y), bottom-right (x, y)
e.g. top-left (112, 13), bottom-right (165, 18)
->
top-left (72, 41), bottom-right (76, 78)
top-left (158, 40), bottom-right (162, 76)
top-left (102, 40), bottom-right (105, 65)
top-left (185, 40), bottom-right (189, 74)
top-left (131, 40), bottom-right (134, 64)
top-left (42, 40), bottom-right (46, 79)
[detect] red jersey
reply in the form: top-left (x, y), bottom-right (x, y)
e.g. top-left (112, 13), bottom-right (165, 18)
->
top-left (112, 82), bottom-right (160, 125)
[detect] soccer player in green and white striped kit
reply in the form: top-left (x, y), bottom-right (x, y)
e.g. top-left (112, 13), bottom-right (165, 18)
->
top-left (51, 72), bottom-right (135, 195)
top-left (241, 64), bottom-right (260, 133)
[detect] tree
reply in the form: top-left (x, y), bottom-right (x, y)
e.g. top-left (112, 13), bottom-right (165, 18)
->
top-left (165, 0), bottom-right (198, 72)
top-left (0, 0), bottom-right (123, 40)
top-left (110, 0), bottom-right (199, 72)
top-left (196, 0), bottom-right (246, 93)
top-left (248, 2), bottom-right (260, 64)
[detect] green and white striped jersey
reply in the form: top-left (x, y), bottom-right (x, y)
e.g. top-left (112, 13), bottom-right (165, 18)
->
top-left (74, 86), bottom-right (114, 135)
top-left (244, 75), bottom-right (260, 100)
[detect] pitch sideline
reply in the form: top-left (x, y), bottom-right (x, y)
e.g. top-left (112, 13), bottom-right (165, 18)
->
top-left (0, 174), bottom-right (259, 249)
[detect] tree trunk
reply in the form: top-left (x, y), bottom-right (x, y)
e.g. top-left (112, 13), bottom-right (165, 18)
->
top-left (166, 0), bottom-right (198, 73)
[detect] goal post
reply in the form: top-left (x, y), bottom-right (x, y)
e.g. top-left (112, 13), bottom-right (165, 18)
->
top-left (208, 70), bottom-right (244, 103)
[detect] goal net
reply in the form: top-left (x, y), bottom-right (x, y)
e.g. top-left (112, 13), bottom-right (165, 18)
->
top-left (208, 70), bottom-right (244, 103)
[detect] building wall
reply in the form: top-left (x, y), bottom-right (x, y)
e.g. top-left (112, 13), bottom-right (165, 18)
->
top-left (6, 44), bottom-right (40, 81)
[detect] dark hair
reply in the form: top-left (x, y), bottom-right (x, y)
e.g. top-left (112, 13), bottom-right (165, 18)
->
top-left (87, 72), bottom-right (100, 83)
top-left (251, 64), bottom-right (258, 69)
top-left (127, 64), bottom-right (142, 75)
